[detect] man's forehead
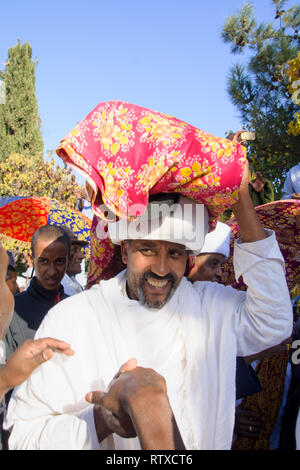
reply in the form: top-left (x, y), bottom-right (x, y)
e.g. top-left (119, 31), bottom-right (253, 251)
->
top-left (128, 239), bottom-right (187, 250)
top-left (34, 237), bottom-right (69, 254)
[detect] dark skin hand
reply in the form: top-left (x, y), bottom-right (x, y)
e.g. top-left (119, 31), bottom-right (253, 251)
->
top-left (86, 359), bottom-right (185, 450)
top-left (234, 408), bottom-right (263, 439)
top-left (249, 171), bottom-right (266, 193)
top-left (231, 160), bottom-right (266, 243)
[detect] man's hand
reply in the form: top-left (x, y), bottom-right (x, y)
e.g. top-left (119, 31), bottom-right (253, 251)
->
top-left (227, 129), bottom-right (246, 145)
top-left (292, 193), bottom-right (300, 199)
top-left (234, 408), bottom-right (263, 439)
top-left (0, 242), bottom-right (14, 339)
top-left (0, 338), bottom-right (74, 399)
top-left (231, 160), bottom-right (267, 242)
top-left (249, 171), bottom-right (266, 194)
top-left (86, 358), bottom-right (138, 442)
top-left (86, 359), bottom-right (185, 449)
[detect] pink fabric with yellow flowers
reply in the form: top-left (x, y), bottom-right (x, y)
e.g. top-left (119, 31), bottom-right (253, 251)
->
top-left (56, 101), bottom-right (247, 287)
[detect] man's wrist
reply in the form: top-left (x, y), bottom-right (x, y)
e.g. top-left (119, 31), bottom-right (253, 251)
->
top-left (93, 404), bottom-right (112, 444)
top-left (126, 390), bottom-right (175, 450)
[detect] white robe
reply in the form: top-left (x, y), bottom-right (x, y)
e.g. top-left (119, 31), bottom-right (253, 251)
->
top-left (61, 273), bottom-right (84, 296)
top-left (4, 230), bottom-right (293, 450)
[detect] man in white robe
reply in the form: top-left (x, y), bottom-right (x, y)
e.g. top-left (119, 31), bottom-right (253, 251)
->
top-left (4, 165), bottom-right (293, 450)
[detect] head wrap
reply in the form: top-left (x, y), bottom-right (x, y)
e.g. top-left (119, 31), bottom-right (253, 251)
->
top-left (108, 195), bottom-right (209, 254)
top-left (55, 100), bottom-right (247, 287)
top-left (199, 221), bottom-right (231, 259)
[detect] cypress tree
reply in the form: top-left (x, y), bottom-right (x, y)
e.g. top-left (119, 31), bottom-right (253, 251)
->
top-left (221, 0), bottom-right (300, 195)
top-left (0, 40), bottom-right (43, 162)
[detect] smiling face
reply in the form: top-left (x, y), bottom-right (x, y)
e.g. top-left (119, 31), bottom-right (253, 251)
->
top-left (67, 244), bottom-right (85, 277)
top-left (187, 253), bottom-right (225, 283)
top-left (29, 238), bottom-right (69, 292)
top-left (121, 239), bottom-right (188, 309)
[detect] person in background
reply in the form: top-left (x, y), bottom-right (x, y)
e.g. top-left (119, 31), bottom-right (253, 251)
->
top-left (4, 225), bottom-right (70, 357)
top-left (0, 241), bottom-right (74, 449)
top-left (5, 266), bottom-right (18, 296)
top-left (281, 163), bottom-right (300, 200)
top-left (187, 221), bottom-right (231, 283)
top-left (61, 227), bottom-right (88, 296)
top-left (75, 187), bottom-right (94, 221)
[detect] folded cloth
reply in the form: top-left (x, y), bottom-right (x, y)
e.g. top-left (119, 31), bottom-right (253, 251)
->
top-left (56, 100), bottom-right (247, 286)
top-left (57, 100), bottom-right (246, 221)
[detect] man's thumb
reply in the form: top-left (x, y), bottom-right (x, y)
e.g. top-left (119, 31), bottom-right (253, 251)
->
top-left (85, 390), bottom-right (105, 404)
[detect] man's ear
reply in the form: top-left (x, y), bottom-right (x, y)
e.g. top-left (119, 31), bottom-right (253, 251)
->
top-left (120, 241), bottom-right (128, 265)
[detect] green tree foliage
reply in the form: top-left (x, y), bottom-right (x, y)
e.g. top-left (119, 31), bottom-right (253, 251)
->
top-left (0, 40), bottom-right (43, 161)
top-left (221, 0), bottom-right (300, 196)
top-left (0, 153), bottom-right (83, 275)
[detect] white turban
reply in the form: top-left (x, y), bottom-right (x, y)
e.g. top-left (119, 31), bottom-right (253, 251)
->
top-left (108, 195), bottom-right (209, 255)
top-left (200, 221), bottom-right (231, 259)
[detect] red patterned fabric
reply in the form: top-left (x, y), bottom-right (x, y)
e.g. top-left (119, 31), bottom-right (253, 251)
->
top-left (56, 101), bottom-right (247, 287)
top-left (222, 199), bottom-right (300, 292)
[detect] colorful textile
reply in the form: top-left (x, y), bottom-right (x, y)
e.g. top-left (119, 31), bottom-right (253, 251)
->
top-left (0, 197), bottom-right (91, 244)
top-left (222, 200), bottom-right (300, 292)
top-left (56, 101), bottom-right (246, 286)
top-left (57, 101), bottom-right (246, 221)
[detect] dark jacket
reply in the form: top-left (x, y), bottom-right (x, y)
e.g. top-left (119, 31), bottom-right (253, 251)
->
top-left (5, 277), bottom-right (68, 358)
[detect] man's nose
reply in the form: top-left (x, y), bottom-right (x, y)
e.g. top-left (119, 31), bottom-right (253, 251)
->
top-left (150, 254), bottom-right (170, 278)
top-left (47, 263), bottom-right (58, 276)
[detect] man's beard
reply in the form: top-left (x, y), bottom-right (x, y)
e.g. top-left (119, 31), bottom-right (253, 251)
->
top-left (135, 270), bottom-right (178, 309)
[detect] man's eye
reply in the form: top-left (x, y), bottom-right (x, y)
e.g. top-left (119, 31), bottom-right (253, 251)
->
top-left (169, 250), bottom-right (185, 258)
top-left (56, 259), bottom-right (66, 265)
top-left (140, 249), bottom-right (155, 255)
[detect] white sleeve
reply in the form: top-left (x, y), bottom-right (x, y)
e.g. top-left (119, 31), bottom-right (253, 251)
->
top-left (3, 298), bottom-right (104, 450)
top-left (232, 229), bottom-right (293, 356)
top-left (6, 400), bottom-right (100, 450)
top-left (281, 171), bottom-right (293, 199)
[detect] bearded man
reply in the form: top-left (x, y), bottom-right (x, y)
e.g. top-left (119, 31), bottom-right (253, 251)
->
top-left (4, 166), bottom-right (293, 450)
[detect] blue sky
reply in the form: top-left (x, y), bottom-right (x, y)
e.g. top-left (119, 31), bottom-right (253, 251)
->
top-left (0, 0), bottom-right (292, 180)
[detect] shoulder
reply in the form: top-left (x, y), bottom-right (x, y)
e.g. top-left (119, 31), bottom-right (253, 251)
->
top-left (39, 284), bottom-right (104, 327)
top-left (14, 290), bottom-right (33, 311)
top-left (189, 278), bottom-right (245, 308)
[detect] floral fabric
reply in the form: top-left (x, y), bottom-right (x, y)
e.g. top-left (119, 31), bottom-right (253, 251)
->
top-left (57, 101), bottom-right (246, 223)
top-left (222, 200), bottom-right (300, 293)
top-left (56, 101), bottom-right (247, 287)
top-left (0, 196), bottom-right (91, 243)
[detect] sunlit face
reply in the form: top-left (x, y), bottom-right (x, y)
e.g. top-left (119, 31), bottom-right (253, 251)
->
top-left (187, 253), bottom-right (225, 283)
top-left (67, 244), bottom-right (85, 277)
top-left (29, 238), bottom-right (69, 291)
top-left (121, 239), bottom-right (188, 309)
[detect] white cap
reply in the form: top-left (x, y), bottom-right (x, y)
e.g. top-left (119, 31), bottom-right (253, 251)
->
top-left (108, 195), bottom-right (209, 255)
top-left (200, 221), bottom-right (231, 259)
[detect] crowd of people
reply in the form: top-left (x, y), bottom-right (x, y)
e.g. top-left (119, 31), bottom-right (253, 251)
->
top-left (0, 126), bottom-right (299, 451)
